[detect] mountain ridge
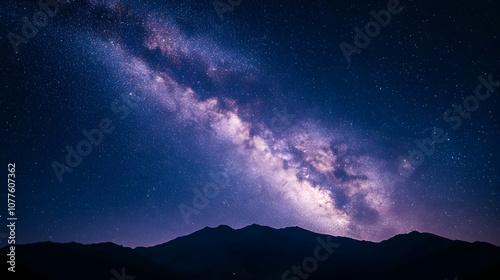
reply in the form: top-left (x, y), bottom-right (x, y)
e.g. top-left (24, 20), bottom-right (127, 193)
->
top-left (2, 224), bottom-right (499, 280)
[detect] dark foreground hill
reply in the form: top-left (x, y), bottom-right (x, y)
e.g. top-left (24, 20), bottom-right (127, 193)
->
top-left (2, 224), bottom-right (500, 280)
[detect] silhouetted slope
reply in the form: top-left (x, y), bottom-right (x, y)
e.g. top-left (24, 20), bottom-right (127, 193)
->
top-left (1, 241), bottom-right (179, 280)
top-left (2, 225), bottom-right (500, 280)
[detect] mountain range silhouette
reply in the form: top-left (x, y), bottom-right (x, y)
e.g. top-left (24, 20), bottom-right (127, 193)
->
top-left (2, 224), bottom-right (499, 279)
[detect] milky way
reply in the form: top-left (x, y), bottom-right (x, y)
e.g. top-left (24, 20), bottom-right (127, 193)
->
top-left (93, 6), bottom-right (407, 242)
top-left (2, 0), bottom-right (499, 247)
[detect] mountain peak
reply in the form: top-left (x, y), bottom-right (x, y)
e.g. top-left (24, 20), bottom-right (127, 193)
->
top-left (238, 223), bottom-right (277, 232)
top-left (203, 224), bottom-right (234, 230)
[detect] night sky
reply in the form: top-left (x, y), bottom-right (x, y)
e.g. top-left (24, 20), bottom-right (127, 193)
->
top-left (1, 0), bottom-right (499, 248)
